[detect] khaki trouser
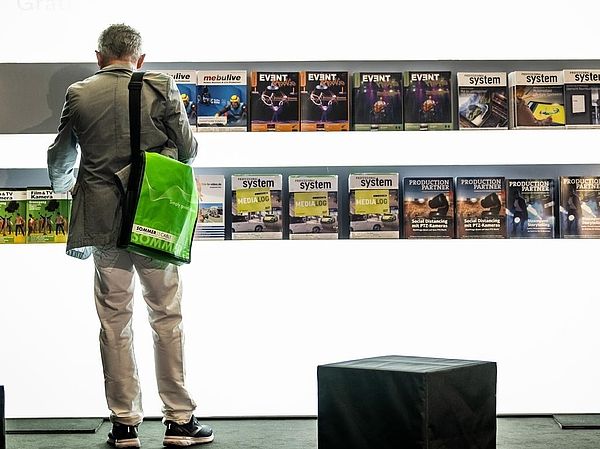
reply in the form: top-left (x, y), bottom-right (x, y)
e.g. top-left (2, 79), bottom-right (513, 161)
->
top-left (93, 246), bottom-right (196, 426)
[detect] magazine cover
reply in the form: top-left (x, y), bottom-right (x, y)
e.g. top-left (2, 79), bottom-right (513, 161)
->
top-left (300, 71), bottom-right (349, 131)
top-left (194, 173), bottom-right (225, 241)
top-left (0, 189), bottom-right (27, 244)
top-left (250, 72), bottom-right (300, 131)
top-left (563, 70), bottom-right (600, 128)
top-left (559, 176), bottom-right (600, 238)
top-left (231, 175), bottom-right (282, 240)
top-left (456, 177), bottom-right (506, 239)
top-left (26, 188), bottom-right (70, 244)
top-left (289, 175), bottom-right (338, 239)
top-left (457, 72), bottom-right (508, 129)
top-left (349, 173), bottom-right (399, 239)
top-left (352, 72), bottom-right (403, 131)
top-left (161, 70), bottom-right (198, 128)
top-left (197, 71), bottom-right (248, 131)
top-left (403, 71), bottom-right (453, 130)
top-left (506, 179), bottom-right (555, 239)
top-left (508, 71), bottom-right (565, 128)
top-left (403, 177), bottom-right (454, 239)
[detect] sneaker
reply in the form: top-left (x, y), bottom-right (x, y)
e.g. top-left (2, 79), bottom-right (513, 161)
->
top-left (163, 415), bottom-right (214, 446)
top-left (107, 422), bottom-right (141, 448)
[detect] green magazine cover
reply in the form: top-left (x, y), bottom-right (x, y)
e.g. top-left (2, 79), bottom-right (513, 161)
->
top-left (231, 174), bottom-right (282, 239)
top-left (26, 188), bottom-right (70, 244)
top-left (0, 189), bottom-right (27, 244)
top-left (288, 175), bottom-right (338, 239)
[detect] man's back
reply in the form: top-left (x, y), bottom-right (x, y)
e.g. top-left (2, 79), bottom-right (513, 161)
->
top-left (48, 63), bottom-right (197, 253)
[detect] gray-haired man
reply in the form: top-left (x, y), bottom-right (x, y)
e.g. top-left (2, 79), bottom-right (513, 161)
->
top-left (47, 23), bottom-right (213, 448)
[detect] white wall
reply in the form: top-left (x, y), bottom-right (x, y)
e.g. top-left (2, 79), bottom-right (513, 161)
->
top-left (1, 0), bottom-right (600, 418)
top-left (2, 239), bottom-right (600, 418)
top-left (0, 0), bottom-right (598, 63)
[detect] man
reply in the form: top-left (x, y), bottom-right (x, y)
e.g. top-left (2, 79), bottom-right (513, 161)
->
top-left (421, 95), bottom-right (437, 122)
top-left (54, 212), bottom-right (66, 235)
top-left (27, 214), bottom-right (35, 236)
top-left (215, 94), bottom-right (247, 125)
top-left (47, 24), bottom-right (213, 448)
top-left (566, 186), bottom-right (582, 235)
top-left (14, 213), bottom-right (25, 236)
top-left (180, 92), bottom-right (197, 125)
top-left (511, 191), bottom-right (528, 237)
top-left (371, 96), bottom-right (388, 123)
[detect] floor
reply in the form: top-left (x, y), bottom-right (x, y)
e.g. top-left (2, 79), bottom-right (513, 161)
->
top-left (5, 417), bottom-right (600, 449)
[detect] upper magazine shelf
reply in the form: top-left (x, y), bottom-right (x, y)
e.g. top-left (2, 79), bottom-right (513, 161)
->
top-left (1, 130), bottom-right (598, 170)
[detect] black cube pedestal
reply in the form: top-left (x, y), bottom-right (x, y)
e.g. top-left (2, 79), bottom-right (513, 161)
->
top-left (318, 355), bottom-right (496, 449)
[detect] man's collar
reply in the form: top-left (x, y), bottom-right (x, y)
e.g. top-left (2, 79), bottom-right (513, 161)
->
top-left (96, 63), bottom-right (136, 74)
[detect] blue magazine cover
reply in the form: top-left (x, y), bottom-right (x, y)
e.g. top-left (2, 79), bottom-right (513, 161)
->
top-left (161, 70), bottom-right (198, 128)
top-left (197, 71), bottom-right (248, 131)
top-left (506, 179), bottom-right (554, 239)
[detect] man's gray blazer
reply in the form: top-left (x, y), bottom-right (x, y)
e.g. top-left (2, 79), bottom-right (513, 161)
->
top-left (47, 63), bottom-right (198, 258)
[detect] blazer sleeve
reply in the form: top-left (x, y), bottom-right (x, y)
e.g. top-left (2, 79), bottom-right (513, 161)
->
top-left (164, 76), bottom-right (198, 165)
top-left (47, 88), bottom-right (79, 193)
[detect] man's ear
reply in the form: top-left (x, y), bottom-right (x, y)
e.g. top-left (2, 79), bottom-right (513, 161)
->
top-left (136, 54), bottom-right (146, 69)
top-left (95, 51), bottom-right (103, 68)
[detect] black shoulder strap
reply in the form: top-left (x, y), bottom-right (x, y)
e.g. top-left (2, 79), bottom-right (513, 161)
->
top-left (119, 71), bottom-right (146, 248)
top-left (128, 71), bottom-right (145, 155)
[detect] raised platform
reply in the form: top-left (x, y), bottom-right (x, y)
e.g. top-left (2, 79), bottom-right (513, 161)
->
top-left (318, 355), bottom-right (496, 449)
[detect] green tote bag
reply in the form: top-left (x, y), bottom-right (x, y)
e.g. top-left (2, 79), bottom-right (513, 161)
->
top-left (117, 71), bottom-right (198, 265)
